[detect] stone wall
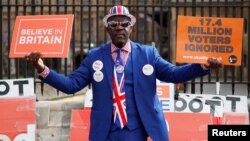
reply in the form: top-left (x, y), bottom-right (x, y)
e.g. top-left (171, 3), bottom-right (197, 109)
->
top-left (35, 83), bottom-right (86, 141)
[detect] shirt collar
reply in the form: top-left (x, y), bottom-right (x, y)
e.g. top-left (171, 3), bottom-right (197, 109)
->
top-left (111, 40), bottom-right (131, 53)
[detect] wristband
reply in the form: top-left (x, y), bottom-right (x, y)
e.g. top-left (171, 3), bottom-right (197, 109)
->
top-left (39, 66), bottom-right (50, 78)
top-left (200, 64), bottom-right (209, 70)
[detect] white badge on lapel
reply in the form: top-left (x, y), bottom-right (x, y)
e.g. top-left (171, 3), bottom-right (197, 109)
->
top-left (116, 65), bottom-right (124, 73)
top-left (93, 71), bottom-right (104, 82)
top-left (142, 64), bottom-right (154, 76)
top-left (92, 60), bottom-right (103, 71)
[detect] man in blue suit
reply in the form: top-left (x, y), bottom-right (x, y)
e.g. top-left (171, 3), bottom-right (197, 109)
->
top-left (25, 5), bottom-right (222, 141)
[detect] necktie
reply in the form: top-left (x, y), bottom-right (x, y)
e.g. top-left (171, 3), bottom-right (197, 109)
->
top-left (113, 49), bottom-right (127, 128)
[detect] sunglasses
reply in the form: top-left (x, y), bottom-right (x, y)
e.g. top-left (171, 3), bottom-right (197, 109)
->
top-left (107, 20), bottom-right (131, 29)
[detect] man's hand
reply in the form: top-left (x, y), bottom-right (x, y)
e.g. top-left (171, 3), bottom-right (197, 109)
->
top-left (24, 51), bottom-right (45, 73)
top-left (204, 58), bottom-right (223, 69)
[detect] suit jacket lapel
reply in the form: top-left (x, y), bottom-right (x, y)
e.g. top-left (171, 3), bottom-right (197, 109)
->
top-left (131, 41), bottom-right (139, 89)
top-left (102, 43), bottom-right (113, 91)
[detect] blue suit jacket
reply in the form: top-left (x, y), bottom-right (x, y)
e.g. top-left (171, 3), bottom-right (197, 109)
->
top-left (42, 41), bottom-right (208, 141)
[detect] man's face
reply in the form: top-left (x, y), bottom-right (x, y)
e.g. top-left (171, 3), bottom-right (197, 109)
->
top-left (106, 15), bottom-right (133, 48)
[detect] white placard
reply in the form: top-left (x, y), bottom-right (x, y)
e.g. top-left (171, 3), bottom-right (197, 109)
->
top-left (177, 93), bottom-right (249, 115)
top-left (0, 78), bottom-right (34, 97)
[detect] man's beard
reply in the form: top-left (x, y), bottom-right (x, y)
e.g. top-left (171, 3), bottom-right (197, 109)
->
top-left (113, 39), bottom-right (127, 48)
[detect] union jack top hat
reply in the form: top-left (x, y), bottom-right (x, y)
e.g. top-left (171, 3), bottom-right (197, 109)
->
top-left (103, 5), bottom-right (136, 27)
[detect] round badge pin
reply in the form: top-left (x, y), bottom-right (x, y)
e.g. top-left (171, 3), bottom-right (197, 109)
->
top-left (92, 60), bottom-right (103, 71)
top-left (142, 64), bottom-right (154, 76)
top-left (93, 71), bottom-right (104, 82)
top-left (116, 65), bottom-right (124, 73)
top-left (228, 55), bottom-right (237, 64)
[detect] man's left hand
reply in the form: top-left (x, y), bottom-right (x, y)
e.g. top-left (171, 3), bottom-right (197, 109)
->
top-left (204, 58), bottom-right (223, 69)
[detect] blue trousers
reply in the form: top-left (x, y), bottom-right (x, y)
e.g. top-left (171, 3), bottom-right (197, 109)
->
top-left (106, 126), bottom-right (148, 141)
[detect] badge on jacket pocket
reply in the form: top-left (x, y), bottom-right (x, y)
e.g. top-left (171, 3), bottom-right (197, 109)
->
top-left (93, 71), bottom-right (104, 82)
top-left (92, 60), bottom-right (103, 71)
top-left (142, 64), bottom-right (154, 76)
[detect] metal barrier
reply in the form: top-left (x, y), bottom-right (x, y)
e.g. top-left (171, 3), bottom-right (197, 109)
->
top-left (0, 0), bottom-right (249, 96)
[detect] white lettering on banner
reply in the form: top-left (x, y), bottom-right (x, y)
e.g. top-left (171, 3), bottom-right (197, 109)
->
top-left (0, 124), bottom-right (35, 141)
top-left (156, 82), bottom-right (175, 112)
top-left (156, 87), bottom-right (164, 96)
top-left (19, 36), bottom-right (62, 44)
top-left (176, 93), bottom-right (249, 114)
top-left (0, 78), bottom-right (34, 97)
top-left (18, 28), bottom-right (63, 44)
top-left (21, 29), bottom-right (54, 35)
top-left (160, 100), bottom-right (171, 111)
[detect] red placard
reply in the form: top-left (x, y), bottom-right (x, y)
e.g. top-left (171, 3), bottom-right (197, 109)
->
top-left (0, 97), bottom-right (36, 141)
top-left (69, 109), bottom-right (91, 141)
top-left (69, 109), bottom-right (215, 141)
top-left (9, 14), bottom-right (74, 58)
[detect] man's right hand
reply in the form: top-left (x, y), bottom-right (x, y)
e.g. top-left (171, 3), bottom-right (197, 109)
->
top-left (24, 51), bottom-right (45, 73)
